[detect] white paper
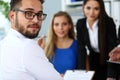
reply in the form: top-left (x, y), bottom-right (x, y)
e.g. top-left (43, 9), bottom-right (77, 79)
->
top-left (107, 59), bottom-right (120, 64)
top-left (63, 70), bottom-right (95, 80)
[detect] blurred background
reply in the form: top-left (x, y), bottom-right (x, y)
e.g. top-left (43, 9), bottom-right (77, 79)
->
top-left (0, 0), bottom-right (120, 40)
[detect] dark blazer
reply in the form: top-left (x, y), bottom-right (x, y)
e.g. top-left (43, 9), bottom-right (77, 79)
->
top-left (107, 62), bottom-right (120, 79)
top-left (76, 18), bottom-right (117, 80)
top-left (117, 25), bottom-right (120, 44)
top-left (107, 25), bottom-right (120, 79)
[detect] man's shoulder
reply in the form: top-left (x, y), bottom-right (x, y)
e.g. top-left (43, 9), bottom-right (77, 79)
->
top-left (1, 33), bottom-right (36, 47)
top-left (23, 39), bottom-right (38, 47)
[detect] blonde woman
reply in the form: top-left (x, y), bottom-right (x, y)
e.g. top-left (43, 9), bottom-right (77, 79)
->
top-left (44, 11), bottom-right (78, 76)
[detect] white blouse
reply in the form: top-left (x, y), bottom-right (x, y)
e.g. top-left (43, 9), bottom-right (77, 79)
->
top-left (86, 20), bottom-right (100, 53)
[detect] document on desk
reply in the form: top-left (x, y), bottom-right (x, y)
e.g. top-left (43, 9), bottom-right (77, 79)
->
top-left (63, 70), bottom-right (95, 80)
top-left (107, 59), bottom-right (120, 64)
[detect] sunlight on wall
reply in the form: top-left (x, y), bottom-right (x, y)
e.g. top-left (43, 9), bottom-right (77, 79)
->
top-left (0, 0), bottom-right (10, 40)
top-left (0, 12), bottom-right (10, 40)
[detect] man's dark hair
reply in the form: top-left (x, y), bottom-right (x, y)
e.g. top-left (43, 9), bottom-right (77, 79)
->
top-left (10, 0), bottom-right (44, 10)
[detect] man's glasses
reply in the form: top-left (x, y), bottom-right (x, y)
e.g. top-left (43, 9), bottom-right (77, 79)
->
top-left (15, 9), bottom-right (47, 21)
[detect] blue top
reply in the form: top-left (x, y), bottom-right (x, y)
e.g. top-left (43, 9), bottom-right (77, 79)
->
top-left (51, 40), bottom-right (78, 74)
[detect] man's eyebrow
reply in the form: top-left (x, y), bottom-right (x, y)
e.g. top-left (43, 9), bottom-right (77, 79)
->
top-left (24, 8), bottom-right (43, 12)
top-left (24, 8), bottom-right (34, 11)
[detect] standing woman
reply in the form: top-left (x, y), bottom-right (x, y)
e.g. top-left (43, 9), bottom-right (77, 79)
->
top-left (44, 11), bottom-right (78, 76)
top-left (76, 0), bottom-right (117, 80)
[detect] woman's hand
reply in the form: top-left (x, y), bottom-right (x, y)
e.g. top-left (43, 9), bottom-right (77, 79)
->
top-left (109, 47), bottom-right (120, 62)
top-left (60, 74), bottom-right (64, 77)
top-left (38, 35), bottom-right (46, 49)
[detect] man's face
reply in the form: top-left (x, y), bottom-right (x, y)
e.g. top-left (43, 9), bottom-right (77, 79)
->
top-left (10, 0), bottom-right (43, 39)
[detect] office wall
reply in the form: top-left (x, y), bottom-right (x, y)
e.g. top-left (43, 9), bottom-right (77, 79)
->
top-left (112, 1), bottom-right (120, 36)
top-left (39, 0), bottom-right (62, 37)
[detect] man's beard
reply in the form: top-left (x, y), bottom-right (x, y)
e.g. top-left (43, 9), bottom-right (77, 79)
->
top-left (20, 25), bottom-right (40, 39)
top-left (15, 18), bottom-right (40, 39)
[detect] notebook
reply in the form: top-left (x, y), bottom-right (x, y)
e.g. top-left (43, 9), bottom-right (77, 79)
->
top-left (63, 70), bottom-right (95, 80)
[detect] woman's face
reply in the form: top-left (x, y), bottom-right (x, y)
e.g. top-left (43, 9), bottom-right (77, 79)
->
top-left (53, 16), bottom-right (71, 38)
top-left (83, 0), bottom-right (100, 22)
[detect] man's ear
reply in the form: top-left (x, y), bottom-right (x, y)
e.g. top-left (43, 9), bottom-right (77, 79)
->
top-left (9, 11), bottom-right (15, 23)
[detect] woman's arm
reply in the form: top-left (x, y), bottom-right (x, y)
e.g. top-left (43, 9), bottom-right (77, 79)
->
top-left (76, 19), bottom-right (87, 69)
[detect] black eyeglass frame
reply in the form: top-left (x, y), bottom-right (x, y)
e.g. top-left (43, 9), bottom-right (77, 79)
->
top-left (14, 9), bottom-right (47, 21)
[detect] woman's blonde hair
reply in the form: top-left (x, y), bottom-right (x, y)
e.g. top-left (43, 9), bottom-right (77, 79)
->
top-left (44, 11), bottom-right (75, 60)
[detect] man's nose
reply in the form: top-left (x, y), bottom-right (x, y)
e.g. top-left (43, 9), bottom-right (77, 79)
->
top-left (33, 15), bottom-right (39, 23)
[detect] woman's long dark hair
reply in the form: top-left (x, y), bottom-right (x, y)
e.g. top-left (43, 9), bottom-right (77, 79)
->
top-left (83, 0), bottom-right (110, 64)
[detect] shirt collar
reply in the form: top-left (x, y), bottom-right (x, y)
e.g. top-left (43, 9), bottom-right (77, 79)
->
top-left (9, 28), bottom-right (27, 39)
top-left (86, 19), bottom-right (99, 30)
